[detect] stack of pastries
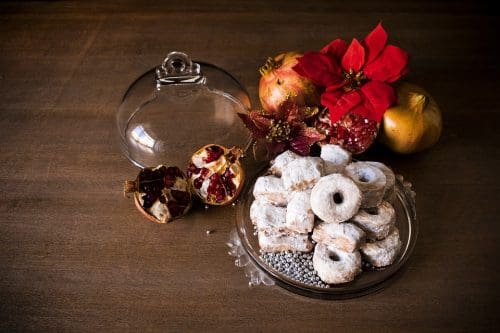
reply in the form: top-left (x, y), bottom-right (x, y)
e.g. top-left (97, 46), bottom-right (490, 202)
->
top-left (250, 145), bottom-right (402, 284)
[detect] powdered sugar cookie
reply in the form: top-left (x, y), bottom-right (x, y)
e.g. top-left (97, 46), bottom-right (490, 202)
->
top-left (286, 190), bottom-right (314, 233)
top-left (366, 161), bottom-right (396, 203)
top-left (281, 156), bottom-right (324, 191)
top-left (313, 244), bottom-right (362, 284)
top-left (250, 199), bottom-right (287, 232)
top-left (345, 162), bottom-right (386, 208)
top-left (310, 174), bottom-right (362, 223)
top-left (253, 175), bottom-right (289, 206)
top-left (360, 227), bottom-right (402, 267)
top-left (351, 201), bottom-right (396, 240)
top-left (320, 144), bottom-right (351, 174)
top-left (258, 229), bottom-right (313, 253)
top-left (312, 222), bottom-right (365, 253)
top-left (269, 150), bottom-right (300, 176)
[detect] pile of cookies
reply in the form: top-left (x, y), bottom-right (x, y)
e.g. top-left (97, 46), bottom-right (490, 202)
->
top-left (250, 145), bottom-right (402, 285)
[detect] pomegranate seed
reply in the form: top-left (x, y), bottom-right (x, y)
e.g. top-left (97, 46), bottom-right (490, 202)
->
top-left (141, 192), bottom-right (158, 209)
top-left (316, 111), bottom-right (378, 154)
top-left (186, 163), bottom-right (201, 178)
top-left (167, 201), bottom-right (185, 218)
top-left (187, 144), bottom-right (244, 205)
top-left (329, 113), bottom-right (378, 154)
top-left (193, 176), bottom-right (204, 189)
top-left (138, 166), bottom-right (167, 208)
top-left (166, 166), bottom-right (183, 177)
top-left (159, 195), bottom-right (167, 204)
top-left (203, 145), bottom-right (224, 163)
top-left (207, 173), bottom-right (228, 204)
top-left (163, 176), bottom-right (175, 188)
top-left (221, 168), bottom-right (236, 197)
top-left (200, 168), bottom-right (210, 178)
top-left (170, 189), bottom-right (191, 205)
top-left (129, 165), bottom-right (192, 222)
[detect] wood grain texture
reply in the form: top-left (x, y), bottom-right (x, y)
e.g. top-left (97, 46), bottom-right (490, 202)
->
top-left (0, 1), bottom-right (498, 331)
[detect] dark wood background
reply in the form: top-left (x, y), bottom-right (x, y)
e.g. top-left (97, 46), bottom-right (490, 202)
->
top-left (1, 1), bottom-right (498, 331)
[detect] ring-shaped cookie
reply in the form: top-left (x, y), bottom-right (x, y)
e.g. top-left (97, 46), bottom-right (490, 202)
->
top-left (366, 161), bottom-right (396, 203)
top-left (360, 227), bottom-right (402, 267)
top-left (351, 201), bottom-right (396, 240)
top-left (310, 174), bottom-right (362, 223)
top-left (345, 162), bottom-right (386, 208)
top-left (320, 144), bottom-right (351, 174)
top-left (313, 244), bottom-right (362, 284)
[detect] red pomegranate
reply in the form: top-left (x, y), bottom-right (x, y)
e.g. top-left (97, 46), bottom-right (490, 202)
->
top-left (259, 52), bottom-right (320, 114)
top-left (315, 110), bottom-right (379, 155)
top-left (187, 144), bottom-right (245, 205)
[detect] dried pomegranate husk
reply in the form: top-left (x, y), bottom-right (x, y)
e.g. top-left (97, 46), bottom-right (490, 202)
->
top-left (315, 109), bottom-right (379, 154)
top-left (124, 165), bottom-right (192, 223)
top-left (187, 144), bottom-right (245, 205)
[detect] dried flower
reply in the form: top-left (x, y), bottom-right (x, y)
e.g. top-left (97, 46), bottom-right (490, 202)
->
top-left (238, 99), bottom-right (325, 156)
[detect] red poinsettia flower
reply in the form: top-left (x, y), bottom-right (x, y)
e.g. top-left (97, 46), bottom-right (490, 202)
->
top-left (238, 100), bottom-right (325, 156)
top-left (293, 23), bottom-right (409, 124)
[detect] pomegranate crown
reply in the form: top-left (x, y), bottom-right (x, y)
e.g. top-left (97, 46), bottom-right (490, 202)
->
top-left (259, 57), bottom-right (280, 76)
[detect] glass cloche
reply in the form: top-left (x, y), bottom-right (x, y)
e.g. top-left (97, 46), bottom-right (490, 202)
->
top-left (117, 52), bottom-right (252, 168)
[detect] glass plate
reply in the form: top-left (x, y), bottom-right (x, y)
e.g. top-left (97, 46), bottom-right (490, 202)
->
top-left (230, 164), bottom-right (417, 299)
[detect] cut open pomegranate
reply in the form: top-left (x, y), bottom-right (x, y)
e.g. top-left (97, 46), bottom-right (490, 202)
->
top-left (315, 110), bottom-right (379, 154)
top-left (124, 165), bottom-right (192, 223)
top-left (187, 144), bottom-right (245, 205)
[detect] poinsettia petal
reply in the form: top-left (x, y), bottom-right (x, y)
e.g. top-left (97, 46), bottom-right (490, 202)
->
top-left (386, 65), bottom-right (409, 82)
top-left (320, 38), bottom-right (348, 61)
top-left (364, 44), bottom-right (409, 82)
top-left (320, 87), bottom-right (342, 115)
top-left (360, 81), bottom-right (396, 122)
top-left (325, 90), bottom-right (362, 123)
top-left (341, 38), bottom-right (365, 72)
top-left (349, 105), bottom-right (374, 120)
top-left (364, 22), bottom-right (388, 64)
top-left (293, 52), bottom-right (344, 87)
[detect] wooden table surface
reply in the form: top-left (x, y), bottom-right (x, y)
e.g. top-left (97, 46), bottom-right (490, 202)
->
top-left (1, 1), bottom-right (498, 331)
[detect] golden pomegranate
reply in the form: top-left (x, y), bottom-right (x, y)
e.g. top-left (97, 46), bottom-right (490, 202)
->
top-left (379, 82), bottom-right (442, 154)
